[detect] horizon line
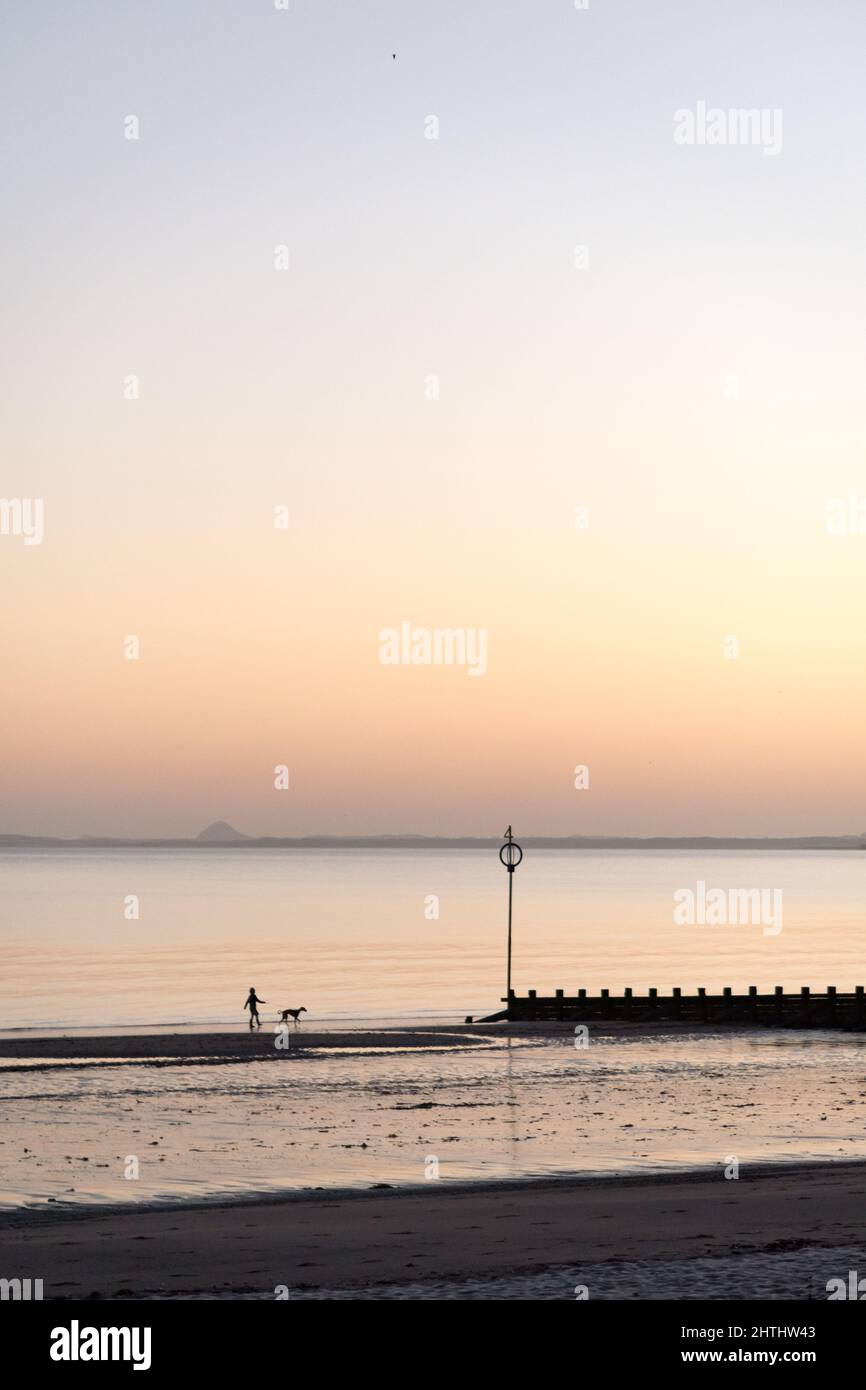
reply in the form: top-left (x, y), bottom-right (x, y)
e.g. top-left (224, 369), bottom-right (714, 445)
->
top-left (2, 831), bottom-right (866, 850)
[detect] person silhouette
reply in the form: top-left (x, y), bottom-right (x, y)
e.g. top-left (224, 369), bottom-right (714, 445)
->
top-left (244, 987), bottom-right (266, 1029)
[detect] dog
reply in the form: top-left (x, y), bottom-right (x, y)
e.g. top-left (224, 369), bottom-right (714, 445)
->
top-left (278, 1007), bottom-right (307, 1026)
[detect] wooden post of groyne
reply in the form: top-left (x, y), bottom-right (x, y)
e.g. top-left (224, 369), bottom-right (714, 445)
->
top-left (484, 985), bottom-right (866, 1030)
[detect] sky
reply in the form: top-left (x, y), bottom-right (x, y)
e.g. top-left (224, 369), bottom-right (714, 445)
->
top-left (2, 0), bottom-right (866, 838)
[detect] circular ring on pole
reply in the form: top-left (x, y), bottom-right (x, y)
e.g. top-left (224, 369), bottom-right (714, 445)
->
top-left (499, 841), bottom-right (523, 872)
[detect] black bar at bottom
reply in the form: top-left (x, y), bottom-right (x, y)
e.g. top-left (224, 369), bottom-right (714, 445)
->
top-left (9, 1296), bottom-right (861, 1373)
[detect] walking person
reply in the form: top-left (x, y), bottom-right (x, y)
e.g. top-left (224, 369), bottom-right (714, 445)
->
top-left (244, 986), bottom-right (266, 1029)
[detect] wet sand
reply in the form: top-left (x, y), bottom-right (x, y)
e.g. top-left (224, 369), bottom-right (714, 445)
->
top-left (0, 1017), bottom-right (800, 1064)
top-left (0, 1025), bottom-right (497, 1065)
top-left (5, 1025), bottom-right (866, 1298)
top-left (5, 1023), bottom-right (866, 1207)
top-left (3, 1161), bottom-right (866, 1299)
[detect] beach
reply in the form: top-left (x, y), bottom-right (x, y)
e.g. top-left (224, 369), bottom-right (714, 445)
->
top-left (2, 1021), bottom-right (866, 1299)
top-left (3, 1160), bottom-right (866, 1300)
top-left (5, 1022), bottom-right (866, 1207)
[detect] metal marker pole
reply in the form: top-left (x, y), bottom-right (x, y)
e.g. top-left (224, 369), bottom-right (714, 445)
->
top-left (499, 828), bottom-right (523, 1014)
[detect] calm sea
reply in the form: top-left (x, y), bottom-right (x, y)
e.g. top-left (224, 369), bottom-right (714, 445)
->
top-left (1, 847), bottom-right (864, 1031)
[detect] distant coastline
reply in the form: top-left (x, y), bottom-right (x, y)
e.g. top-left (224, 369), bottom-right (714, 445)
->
top-left (2, 833), bottom-right (864, 851)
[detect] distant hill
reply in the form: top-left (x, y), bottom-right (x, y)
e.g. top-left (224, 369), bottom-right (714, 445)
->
top-left (195, 821), bottom-right (249, 843)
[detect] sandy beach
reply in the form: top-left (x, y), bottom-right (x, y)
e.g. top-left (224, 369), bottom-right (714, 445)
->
top-left (3, 1160), bottom-right (866, 1300)
top-left (2, 1023), bottom-right (866, 1298)
top-left (4, 1023), bottom-right (866, 1209)
top-left (0, 1024), bottom-right (495, 1064)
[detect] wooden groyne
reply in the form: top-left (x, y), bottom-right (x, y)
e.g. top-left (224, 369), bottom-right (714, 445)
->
top-left (480, 986), bottom-right (866, 1029)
